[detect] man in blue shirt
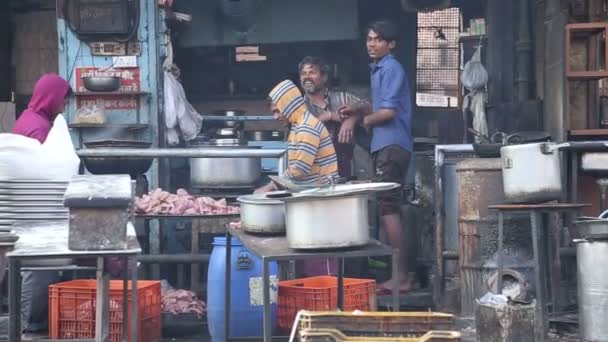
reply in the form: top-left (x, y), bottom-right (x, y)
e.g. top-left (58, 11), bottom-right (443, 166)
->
top-left (340, 19), bottom-right (413, 294)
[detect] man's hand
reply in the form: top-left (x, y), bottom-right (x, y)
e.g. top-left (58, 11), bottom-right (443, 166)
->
top-left (319, 110), bottom-right (340, 123)
top-left (338, 116), bottom-right (357, 144)
top-left (254, 182), bottom-right (277, 194)
top-left (337, 104), bottom-right (356, 120)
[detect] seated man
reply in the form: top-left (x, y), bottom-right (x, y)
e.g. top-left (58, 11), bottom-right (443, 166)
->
top-left (256, 80), bottom-right (339, 193)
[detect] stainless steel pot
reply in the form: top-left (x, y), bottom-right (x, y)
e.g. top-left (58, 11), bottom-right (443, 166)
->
top-left (576, 239), bottom-right (608, 341)
top-left (213, 109), bottom-right (245, 128)
top-left (283, 194), bottom-right (369, 249)
top-left (500, 143), bottom-right (562, 203)
top-left (189, 139), bottom-right (261, 188)
top-left (245, 131), bottom-right (285, 142)
top-left (237, 194), bottom-right (285, 234)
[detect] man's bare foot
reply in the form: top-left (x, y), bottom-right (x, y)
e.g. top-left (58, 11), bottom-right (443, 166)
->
top-left (378, 277), bottom-right (412, 293)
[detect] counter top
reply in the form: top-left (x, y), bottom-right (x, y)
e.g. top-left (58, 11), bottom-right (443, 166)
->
top-left (7, 221), bottom-right (141, 259)
top-left (227, 227), bottom-right (394, 261)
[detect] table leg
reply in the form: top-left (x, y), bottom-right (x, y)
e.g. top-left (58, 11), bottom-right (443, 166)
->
top-left (95, 257), bottom-right (110, 342)
top-left (122, 257), bottom-right (128, 342)
top-left (531, 211), bottom-right (547, 342)
top-left (570, 152), bottom-right (578, 204)
top-left (262, 259), bottom-right (272, 342)
top-left (337, 258), bottom-right (344, 310)
top-left (392, 249), bottom-right (399, 311)
top-left (8, 258), bottom-right (21, 342)
top-left (150, 220), bottom-right (160, 279)
top-left (497, 211), bottom-right (505, 293)
top-left (130, 257), bottom-right (138, 342)
top-left (224, 233), bottom-right (232, 341)
top-left (190, 222), bottom-right (200, 292)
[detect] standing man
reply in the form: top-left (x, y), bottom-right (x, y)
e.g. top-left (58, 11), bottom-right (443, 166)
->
top-left (341, 19), bottom-right (413, 294)
top-left (298, 56), bottom-right (369, 179)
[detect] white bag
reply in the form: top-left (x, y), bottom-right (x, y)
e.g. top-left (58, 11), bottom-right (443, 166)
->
top-left (461, 46), bottom-right (488, 91)
top-left (163, 71), bottom-right (203, 145)
top-left (0, 115), bottom-right (80, 181)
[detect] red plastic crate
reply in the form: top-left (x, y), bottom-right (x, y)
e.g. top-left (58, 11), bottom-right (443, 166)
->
top-left (278, 276), bottom-right (376, 331)
top-left (49, 280), bottom-right (161, 342)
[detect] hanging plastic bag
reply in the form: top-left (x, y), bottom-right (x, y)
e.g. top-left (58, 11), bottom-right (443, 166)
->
top-left (461, 45), bottom-right (488, 91)
top-left (163, 71), bottom-right (203, 145)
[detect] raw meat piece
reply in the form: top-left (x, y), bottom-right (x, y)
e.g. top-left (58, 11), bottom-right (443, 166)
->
top-left (134, 188), bottom-right (239, 216)
top-left (161, 288), bottom-right (206, 318)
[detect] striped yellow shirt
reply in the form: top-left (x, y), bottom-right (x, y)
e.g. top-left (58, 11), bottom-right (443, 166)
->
top-left (269, 80), bottom-right (339, 185)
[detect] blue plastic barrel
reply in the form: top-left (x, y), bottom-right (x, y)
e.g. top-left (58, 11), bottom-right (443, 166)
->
top-left (207, 237), bottom-right (278, 341)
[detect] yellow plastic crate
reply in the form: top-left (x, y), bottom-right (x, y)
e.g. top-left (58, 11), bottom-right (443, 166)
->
top-left (300, 329), bottom-right (462, 342)
top-left (297, 311), bottom-right (455, 338)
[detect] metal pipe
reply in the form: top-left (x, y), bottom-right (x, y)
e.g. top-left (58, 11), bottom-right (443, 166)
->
top-left (433, 144), bottom-right (474, 308)
top-left (77, 148), bottom-right (287, 159)
top-left (442, 250), bottom-right (459, 260)
top-left (515, 0), bottom-right (533, 101)
top-left (137, 254), bottom-right (210, 263)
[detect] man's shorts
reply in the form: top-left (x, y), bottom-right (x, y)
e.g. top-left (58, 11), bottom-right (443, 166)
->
top-left (372, 145), bottom-right (411, 216)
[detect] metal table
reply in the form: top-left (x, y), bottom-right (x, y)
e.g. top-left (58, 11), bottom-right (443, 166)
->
top-left (7, 222), bottom-right (141, 342)
top-left (135, 214), bottom-right (238, 291)
top-left (225, 227), bottom-right (398, 342)
top-left (489, 203), bottom-right (589, 342)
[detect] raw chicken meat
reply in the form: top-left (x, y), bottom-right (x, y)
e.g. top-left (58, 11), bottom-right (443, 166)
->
top-left (161, 288), bottom-right (206, 318)
top-left (134, 188), bottom-right (239, 216)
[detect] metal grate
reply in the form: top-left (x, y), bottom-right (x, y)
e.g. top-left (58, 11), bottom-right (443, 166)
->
top-left (416, 7), bottom-right (461, 107)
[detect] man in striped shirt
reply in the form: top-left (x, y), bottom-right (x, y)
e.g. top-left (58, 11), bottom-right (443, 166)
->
top-left (255, 80), bottom-right (339, 193)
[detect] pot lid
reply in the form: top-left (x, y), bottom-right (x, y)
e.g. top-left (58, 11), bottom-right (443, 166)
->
top-left (237, 194), bottom-right (283, 205)
top-left (280, 182), bottom-right (401, 202)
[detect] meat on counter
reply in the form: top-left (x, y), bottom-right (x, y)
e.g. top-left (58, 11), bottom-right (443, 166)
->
top-left (161, 288), bottom-right (206, 318)
top-left (135, 188), bottom-right (239, 215)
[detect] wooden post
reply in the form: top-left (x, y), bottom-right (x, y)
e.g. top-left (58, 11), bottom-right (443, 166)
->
top-left (476, 301), bottom-right (536, 342)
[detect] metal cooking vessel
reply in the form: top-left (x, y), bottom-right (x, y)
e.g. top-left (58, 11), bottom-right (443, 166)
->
top-left (572, 217), bottom-right (608, 240)
top-left (82, 140), bottom-right (153, 178)
top-left (500, 143), bottom-right (562, 203)
top-left (283, 194), bottom-right (369, 249)
top-left (237, 194), bottom-right (285, 234)
top-left (576, 239), bottom-right (608, 341)
top-left (245, 131), bottom-right (285, 142)
top-left (213, 109), bottom-right (245, 128)
top-left (189, 139), bottom-right (261, 188)
top-left (581, 152), bottom-right (608, 177)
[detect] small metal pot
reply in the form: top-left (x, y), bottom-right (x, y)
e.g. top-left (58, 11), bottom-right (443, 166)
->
top-left (213, 109), bottom-right (245, 128)
top-left (189, 139), bottom-right (261, 188)
top-left (237, 194), bottom-right (285, 234)
top-left (245, 131), bottom-right (285, 142)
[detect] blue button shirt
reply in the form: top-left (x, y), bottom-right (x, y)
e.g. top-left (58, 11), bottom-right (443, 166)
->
top-left (369, 54), bottom-right (413, 153)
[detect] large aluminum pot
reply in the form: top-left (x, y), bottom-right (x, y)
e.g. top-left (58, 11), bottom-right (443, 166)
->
top-left (237, 194), bottom-right (285, 234)
top-left (283, 194), bottom-right (369, 249)
top-left (500, 143), bottom-right (562, 203)
top-left (189, 139), bottom-right (262, 188)
top-left (576, 239), bottom-right (608, 341)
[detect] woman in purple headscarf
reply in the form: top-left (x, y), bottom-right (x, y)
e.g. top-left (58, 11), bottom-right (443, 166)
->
top-left (13, 73), bottom-right (72, 143)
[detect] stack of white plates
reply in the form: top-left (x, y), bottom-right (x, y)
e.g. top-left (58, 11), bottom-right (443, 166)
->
top-left (0, 180), bottom-right (69, 228)
top-left (0, 180), bottom-right (72, 265)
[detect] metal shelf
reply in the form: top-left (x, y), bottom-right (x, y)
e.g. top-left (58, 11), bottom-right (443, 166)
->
top-left (73, 91), bottom-right (150, 96)
top-left (201, 115), bottom-right (274, 121)
top-left (69, 123), bottom-right (149, 130)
